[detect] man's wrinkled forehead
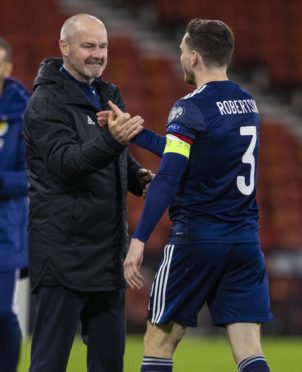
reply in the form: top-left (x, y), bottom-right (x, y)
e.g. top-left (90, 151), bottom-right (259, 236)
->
top-left (70, 29), bottom-right (108, 48)
top-left (71, 22), bottom-right (107, 41)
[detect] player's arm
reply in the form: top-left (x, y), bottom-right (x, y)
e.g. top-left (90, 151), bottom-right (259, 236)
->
top-left (124, 134), bottom-right (192, 289)
top-left (131, 128), bottom-right (166, 157)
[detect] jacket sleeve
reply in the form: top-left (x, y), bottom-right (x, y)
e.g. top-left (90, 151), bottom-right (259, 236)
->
top-left (24, 93), bottom-right (126, 181)
top-left (127, 151), bottom-right (144, 196)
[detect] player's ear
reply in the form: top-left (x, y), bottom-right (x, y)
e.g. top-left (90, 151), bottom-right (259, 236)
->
top-left (191, 50), bottom-right (199, 67)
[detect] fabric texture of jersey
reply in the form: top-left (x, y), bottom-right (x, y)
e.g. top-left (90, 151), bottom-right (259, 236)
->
top-left (0, 77), bottom-right (29, 270)
top-left (148, 241), bottom-right (273, 327)
top-left (165, 81), bottom-right (260, 243)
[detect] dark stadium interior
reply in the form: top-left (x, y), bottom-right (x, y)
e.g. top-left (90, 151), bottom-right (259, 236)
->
top-left (3, 0), bottom-right (302, 336)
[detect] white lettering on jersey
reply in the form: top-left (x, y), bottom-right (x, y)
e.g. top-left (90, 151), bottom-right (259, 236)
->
top-left (216, 99), bottom-right (259, 115)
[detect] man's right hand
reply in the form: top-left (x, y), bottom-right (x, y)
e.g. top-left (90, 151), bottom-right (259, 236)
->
top-left (107, 101), bottom-right (144, 145)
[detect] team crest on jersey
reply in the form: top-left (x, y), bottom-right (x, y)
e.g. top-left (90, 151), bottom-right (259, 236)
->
top-left (0, 121), bottom-right (8, 136)
top-left (168, 106), bottom-right (185, 123)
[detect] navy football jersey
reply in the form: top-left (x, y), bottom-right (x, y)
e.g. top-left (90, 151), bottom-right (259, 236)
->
top-left (166, 80), bottom-right (260, 243)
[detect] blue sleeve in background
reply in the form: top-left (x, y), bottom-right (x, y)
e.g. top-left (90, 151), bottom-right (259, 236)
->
top-left (0, 171), bottom-right (28, 197)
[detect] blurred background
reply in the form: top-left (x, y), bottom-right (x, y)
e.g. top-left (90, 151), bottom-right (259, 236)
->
top-left (2, 0), bottom-right (302, 338)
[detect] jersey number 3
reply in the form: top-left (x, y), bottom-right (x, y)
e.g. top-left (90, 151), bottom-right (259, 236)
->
top-left (237, 126), bottom-right (256, 196)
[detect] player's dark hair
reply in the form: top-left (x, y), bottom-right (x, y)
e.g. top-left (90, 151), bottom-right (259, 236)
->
top-left (185, 19), bottom-right (234, 67)
top-left (0, 37), bottom-right (12, 62)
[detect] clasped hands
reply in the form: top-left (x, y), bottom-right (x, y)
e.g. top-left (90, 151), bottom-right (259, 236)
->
top-left (97, 100), bottom-right (154, 196)
top-left (97, 101), bottom-right (150, 289)
top-left (97, 100), bottom-right (143, 145)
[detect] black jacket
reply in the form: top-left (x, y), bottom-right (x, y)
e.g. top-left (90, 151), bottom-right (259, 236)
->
top-left (23, 58), bottom-right (143, 292)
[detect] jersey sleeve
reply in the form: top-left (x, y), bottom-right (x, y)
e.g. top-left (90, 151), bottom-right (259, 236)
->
top-left (131, 99), bottom-right (204, 241)
top-left (166, 98), bottom-right (206, 141)
top-left (131, 128), bottom-right (166, 157)
top-left (132, 132), bottom-right (193, 242)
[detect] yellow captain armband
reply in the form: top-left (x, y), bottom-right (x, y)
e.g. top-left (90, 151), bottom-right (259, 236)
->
top-left (163, 134), bottom-right (191, 159)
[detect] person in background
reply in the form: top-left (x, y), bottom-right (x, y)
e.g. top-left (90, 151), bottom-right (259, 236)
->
top-left (0, 37), bottom-right (29, 372)
top-left (23, 14), bottom-right (151, 372)
top-left (106, 18), bottom-right (273, 372)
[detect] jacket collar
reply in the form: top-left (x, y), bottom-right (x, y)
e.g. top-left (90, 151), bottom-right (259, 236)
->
top-left (33, 58), bottom-right (117, 109)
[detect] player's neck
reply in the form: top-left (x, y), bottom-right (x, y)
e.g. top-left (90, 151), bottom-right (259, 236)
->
top-left (195, 70), bottom-right (228, 89)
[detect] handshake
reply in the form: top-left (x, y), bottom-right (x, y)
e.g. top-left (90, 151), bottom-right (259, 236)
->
top-left (97, 100), bottom-right (143, 145)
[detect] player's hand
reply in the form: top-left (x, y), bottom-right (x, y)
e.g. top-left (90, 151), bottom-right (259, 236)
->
top-left (107, 110), bottom-right (144, 145)
top-left (108, 100), bottom-right (124, 117)
top-left (96, 101), bottom-right (124, 126)
top-left (137, 168), bottom-right (154, 197)
top-left (96, 100), bottom-right (138, 127)
top-left (124, 238), bottom-right (145, 289)
top-left (98, 100), bottom-right (143, 145)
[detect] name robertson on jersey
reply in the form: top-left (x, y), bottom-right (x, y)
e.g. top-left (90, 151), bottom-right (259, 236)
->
top-left (216, 99), bottom-right (258, 115)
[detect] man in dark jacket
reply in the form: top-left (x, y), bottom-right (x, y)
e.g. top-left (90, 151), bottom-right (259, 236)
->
top-left (0, 37), bottom-right (29, 372)
top-left (23, 14), bottom-right (150, 372)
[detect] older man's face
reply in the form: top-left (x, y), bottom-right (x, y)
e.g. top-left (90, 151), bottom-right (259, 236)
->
top-left (61, 21), bottom-right (108, 84)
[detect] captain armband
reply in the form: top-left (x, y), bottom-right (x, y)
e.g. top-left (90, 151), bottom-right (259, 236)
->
top-left (163, 134), bottom-right (191, 159)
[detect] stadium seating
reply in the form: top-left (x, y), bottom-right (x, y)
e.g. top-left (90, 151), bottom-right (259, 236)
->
top-left (1, 0), bottom-right (64, 90)
top-left (259, 123), bottom-right (302, 248)
top-left (129, 0), bottom-right (302, 88)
